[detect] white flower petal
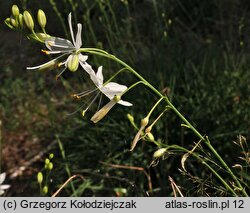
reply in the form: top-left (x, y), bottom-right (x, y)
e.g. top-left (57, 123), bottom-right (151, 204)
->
top-left (75, 23), bottom-right (82, 49)
top-left (79, 53), bottom-right (88, 62)
top-left (96, 66), bottom-right (104, 86)
top-left (45, 37), bottom-right (74, 51)
top-left (27, 54), bottom-right (66, 70)
top-left (45, 50), bottom-right (72, 54)
top-left (68, 13), bottom-right (76, 47)
top-left (118, 100), bottom-right (133, 106)
top-left (0, 173), bottom-right (6, 184)
top-left (100, 82), bottom-right (127, 99)
top-left (79, 61), bottom-right (95, 75)
top-left (0, 185), bottom-right (10, 190)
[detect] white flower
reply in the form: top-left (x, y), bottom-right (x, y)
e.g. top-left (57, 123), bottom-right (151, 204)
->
top-left (89, 66), bottom-right (132, 106)
top-left (27, 13), bottom-right (93, 78)
top-left (89, 66), bottom-right (132, 123)
top-left (0, 173), bottom-right (10, 196)
top-left (72, 66), bottom-right (132, 122)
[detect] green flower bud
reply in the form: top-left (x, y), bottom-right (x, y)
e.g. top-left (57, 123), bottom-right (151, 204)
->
top-left (45, 158), bottom-right (50, 165)
top-left (49, 153), bottom-right (54, 159)
top-left (147, 132), bottom-right (155, 141)
top-left (5, 18), bottom-right (14, 29)
top-left (23, 10), bottom-right (34, 31)
top-left (42, 186), bottom-right (48, 195)
top-left (153, 148), bottom-right (167, 159)
top-left (10, 15), bottom-right (18, 28)
top-left (18, 14), bottom-right (24, 28)
top-left (12, 5), bottom-right (19, 17)
top-left (27, 33), bottom-right (50, 42)
top-left (37, 172), bottom-right (43, 184)
top-left (37, 9), bottom-right (46, 28)
top-left (127, 113), bottom-right (134, 123)
top-left (48, 162), bottom-right (53, 170)
top-left (67, 53), bottom-right (79, 72)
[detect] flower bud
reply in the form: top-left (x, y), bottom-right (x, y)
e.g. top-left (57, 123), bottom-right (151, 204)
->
top-left (147, 132), bottom-right (155, 141)
top-left (27, 33), bottom-right (50, 42)
top-left (67, 54), bottom-right (79, 72)
top-left (48, 162), bottom-right (53, 170)
top-left (10, 15), bottom-right (18, 28)
top-left (4, 18), bottom-right (14, 29)
top-left (153, 148), bottom-right (167, 159)
top-left (43, 186), bottom-right (48, 195)
top-left (23, 11), bottom-right (34, 31)
top-left (12, 5), bottom-right (19, 17)
top-left (49, 153), bottom-right (54, 159)
top-left (37, 172), bottom-right (43, 184)
top-left (37, 9), bottom-right (46, 28)
top-left (18, 14), bottom-right (24, 28)
top-left (45, 158), bottom-right (50, 165)
top-left (127, 113), bottom-right (134, 123)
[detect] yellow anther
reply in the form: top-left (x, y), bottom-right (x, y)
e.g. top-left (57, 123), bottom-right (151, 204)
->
top-left (48, 41), bottom-right (53, 46)
top-left (41, 49), bottom-right (49, 55)
top-left (71, 94), bottom-right (80, 99)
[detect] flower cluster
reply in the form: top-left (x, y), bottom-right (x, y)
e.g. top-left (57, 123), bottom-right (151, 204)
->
top-left (18, 10), bottom-right (133, 123)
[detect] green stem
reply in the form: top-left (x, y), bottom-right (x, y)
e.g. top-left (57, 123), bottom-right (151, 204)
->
top-left (104, 67), bottom-right (130, 85)
top-left (80, 48), bottom-right (248, 196)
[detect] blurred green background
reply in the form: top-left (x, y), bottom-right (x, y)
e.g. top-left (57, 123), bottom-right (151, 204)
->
top-left (0, 0), bottom-right (249, 196)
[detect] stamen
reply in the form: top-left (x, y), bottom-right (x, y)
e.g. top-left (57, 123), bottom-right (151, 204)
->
top-left (84, 92), bottom-right (100, 113)
top-left (56, 67), bottom-right (67, 81)
top-left (71, 94), bottom-right (81, 99)
top-left (71, 88), bottom-right (99, 99)
top-left (41, 49), bottom-right (50, 55)
top-left (66, 93), bottom-right (100, 117)
top-left (48, 41), bottom-right (53, 46)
